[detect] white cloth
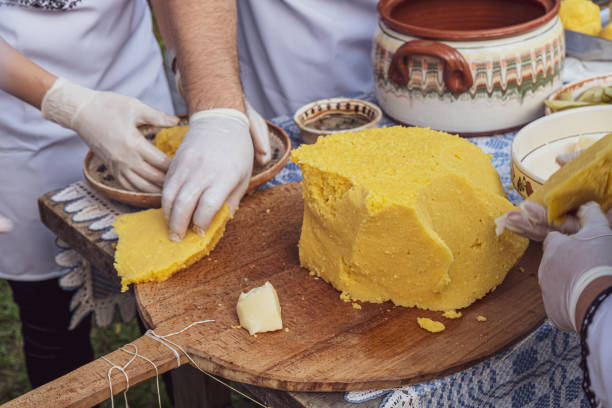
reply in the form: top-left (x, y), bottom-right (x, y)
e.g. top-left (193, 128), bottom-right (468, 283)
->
top-left (0, 0), bottom-right (173, 281)
top-left (237, 0), bottom-right (378, 119)
top-left (587, 295), bottom-right (612, 407)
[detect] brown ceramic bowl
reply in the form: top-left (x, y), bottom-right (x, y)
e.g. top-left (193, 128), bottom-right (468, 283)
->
top-left (293, 98), bottom-right (383, 144)
top-left (373, 0), bottom-right (564, 135)
top-left (83, 118), bottom-right (291, 208)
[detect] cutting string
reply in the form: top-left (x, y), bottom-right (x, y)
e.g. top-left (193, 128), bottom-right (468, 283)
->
top-left (101, 319), bottom-right (270, 408)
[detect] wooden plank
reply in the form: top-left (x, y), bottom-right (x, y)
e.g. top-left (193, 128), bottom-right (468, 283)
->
top-left (2, 335), bottom-right (179, 408)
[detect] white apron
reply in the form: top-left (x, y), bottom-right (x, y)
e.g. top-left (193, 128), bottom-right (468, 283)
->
top-left (237, 0), bottom-right (379, 119)
top-left (0, 0), bottom-right (173, 281)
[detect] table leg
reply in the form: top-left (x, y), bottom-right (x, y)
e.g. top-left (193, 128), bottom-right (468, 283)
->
top-left (171, 364), bottom-right (232, 408)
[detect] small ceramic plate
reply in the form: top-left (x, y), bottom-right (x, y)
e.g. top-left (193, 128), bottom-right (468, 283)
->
top-left (83, 117), bottom-right (291, 208)
top-left (544, 73), bottom-right (612, 115)
top-left (511, 105), bottom-right (612, 199)
top-left (293, 98), bottom-right (382, 144)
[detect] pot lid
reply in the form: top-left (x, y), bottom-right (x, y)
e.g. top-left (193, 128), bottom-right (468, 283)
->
top-left (378, 0), bottom-right (560, 40)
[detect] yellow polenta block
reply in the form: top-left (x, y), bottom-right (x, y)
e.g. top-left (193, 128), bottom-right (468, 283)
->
top-left (154, 126), bottom-right (189, 157)
top-left (113, 205), bottom-right (231, 291)
top-left (291, 126), bottom-right (527, 311)
top-left (528, 133), bottom-right (612, 223)
top-left (417, 317), bottom-right (445, 333)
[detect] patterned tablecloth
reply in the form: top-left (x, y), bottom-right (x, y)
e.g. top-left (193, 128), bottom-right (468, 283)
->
top-left (50, 90), bottom-right (587, 407)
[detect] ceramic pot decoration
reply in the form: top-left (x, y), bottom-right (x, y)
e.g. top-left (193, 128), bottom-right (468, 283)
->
top-left (374, 0), bottom-right (564, 135)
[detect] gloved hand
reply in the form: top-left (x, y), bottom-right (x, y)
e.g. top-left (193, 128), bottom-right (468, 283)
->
top-left (496, 201), bottom-right (612, 241)
top-left (41, 78), bottom-right (179, 193)
top-left (162, 108), bottom-right (254, 241)
top-left (171, 56), bottom-right (271, 166)
top-left (0, 215), bottom-right (13, 233)
top-left (539, 202), bottom-right (612, 332)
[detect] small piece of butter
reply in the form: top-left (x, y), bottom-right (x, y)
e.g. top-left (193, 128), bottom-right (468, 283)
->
top-left (236, 281), bottom-right (283, 335)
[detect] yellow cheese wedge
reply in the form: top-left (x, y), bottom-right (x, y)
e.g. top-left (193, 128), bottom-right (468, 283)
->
top-left (528, 133), bottom-right (612, 223)
top-left (113, 205), bottom-right (231, 291)
top-left (291, 126), bottom-right (528, 311)
top-left (154, 126), bottom-right (189, 157)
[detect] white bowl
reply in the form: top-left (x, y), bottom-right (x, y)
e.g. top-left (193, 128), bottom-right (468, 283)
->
top-left (511, 105), bottom-right (612, 198)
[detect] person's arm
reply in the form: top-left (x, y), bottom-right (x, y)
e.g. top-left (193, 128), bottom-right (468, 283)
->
top-left (580, 293), bottom-right (612, 407)
top-left (537, 202), bottom-right (612, 406)
top-left (159, 0), bottom-right (260, 241)
top-left (0, 36), bottom-right (178, 193)
top-left (0, 37), bottom-right (57, 108)
top-left (164, 0), bottom-right (244, 114)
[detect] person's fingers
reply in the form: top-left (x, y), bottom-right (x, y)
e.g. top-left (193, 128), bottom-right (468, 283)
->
top-left (226, 177), bottom-right (249, 214)
top-left (134, 99), bottom-right (179, 128)
top-left (555, 151), bottom-right (581, 166)
top-left (191, 182), bottom-right (234, 236)
top-left (576, 201), bottom-right (611, 237)
top-left (138, 137), bottom-right (172, 172)
top-left (0, 215), bottom-right (13, 233)
top-left (518, 201), bottom-right (547, 224)
top-left (116, 171), bottom-right (139, 192)
top-left (123, 169), bottom-right (162, 194)
top-left (504, 211), bottom-right (549, 241)
top-left (246, 101), bottom-right (271, 166)
top-left (167, 181), bottom-right (206, 242)
top-left (132, 160), bottom-right (166, 188)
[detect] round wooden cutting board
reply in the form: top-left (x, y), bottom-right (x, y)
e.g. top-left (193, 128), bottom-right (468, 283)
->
top-left (135, 182), bottom-right (546, 392)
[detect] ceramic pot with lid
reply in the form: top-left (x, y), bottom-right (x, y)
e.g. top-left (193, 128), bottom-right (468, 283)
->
top-left (374, 0), bottom-right (564, 135)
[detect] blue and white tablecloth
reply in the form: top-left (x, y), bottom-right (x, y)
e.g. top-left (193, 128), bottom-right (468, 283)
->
top-left (51, 89), bottom-right (587, 407)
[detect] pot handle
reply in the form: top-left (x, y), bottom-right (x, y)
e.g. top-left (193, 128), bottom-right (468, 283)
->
top-left (388, 39), bottom-right (473, 94)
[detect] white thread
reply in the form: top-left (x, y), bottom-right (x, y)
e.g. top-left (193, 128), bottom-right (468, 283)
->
top-left (101, 356), bottom-right (130, 408)
top-left (119, 344), bottom-right (162, 408)
top-left (99, 319), bottom-right (270, 408)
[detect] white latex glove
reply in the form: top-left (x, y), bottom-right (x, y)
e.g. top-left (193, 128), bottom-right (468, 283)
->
top-left (162, 109), bottom-right (254, 241)
top-left (496, 201), bottom-right (612, 241)
top-left (42, 78), bottom-right (179, 193)
top-left (171, 58), bottom-right (271, 166)
top-left (539, 202), bottom-right (612, 332)
top-left (0, 215), bottom-right (13, 233)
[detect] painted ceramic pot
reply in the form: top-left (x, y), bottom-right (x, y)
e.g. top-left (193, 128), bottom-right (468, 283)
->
top-left (374, 0), bottom-right (564, 135)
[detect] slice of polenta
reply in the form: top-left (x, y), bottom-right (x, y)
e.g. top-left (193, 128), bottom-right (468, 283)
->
top-left (528, 133), bottom-right (612, 223)
top-left (113, 204), bottom-right (231, 291)
top-left (154, 126), bottom-right (189, 157)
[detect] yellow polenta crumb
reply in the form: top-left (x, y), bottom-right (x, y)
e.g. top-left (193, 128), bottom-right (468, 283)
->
top-left (442, 310), bottom-right (462, 319)
top-left (284, 328), bottom-right (290, 332)
top-left (231, 325), bottom-right (242, 329)
top-left (340, 292), bottom-right (351, 303)
top-left (352, 303), bottom-right (362, 310)
top-left (417, 317), bottom-right (446, 333)
top-left (477, 315), bottom-right (487, 322)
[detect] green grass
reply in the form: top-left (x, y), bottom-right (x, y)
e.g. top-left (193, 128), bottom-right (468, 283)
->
top-left (0, 279), bottom-right (257, 407)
